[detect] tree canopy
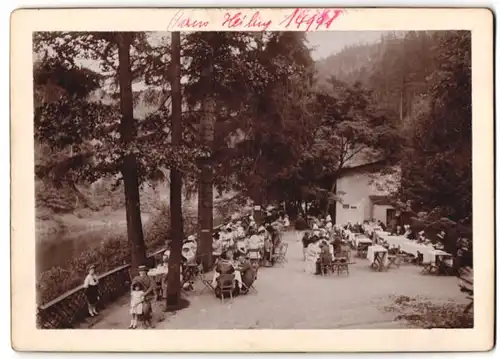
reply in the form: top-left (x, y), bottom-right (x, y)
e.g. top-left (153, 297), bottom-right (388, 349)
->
top-left (34, 29), bottom-right (473, 252)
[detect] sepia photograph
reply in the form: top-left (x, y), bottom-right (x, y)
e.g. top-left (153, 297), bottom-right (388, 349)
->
top-left (10, 7), bottom-right (494, 352)
top-left (33, 29), bottom-right (475, 330)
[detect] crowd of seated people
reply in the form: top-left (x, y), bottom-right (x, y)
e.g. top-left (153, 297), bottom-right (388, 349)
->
top-left (301, 215), bottom-right (350, 275)
top-left (206, 210), bottom-right (290, 297)
top-left (129, 210), bottom-right (291, 325)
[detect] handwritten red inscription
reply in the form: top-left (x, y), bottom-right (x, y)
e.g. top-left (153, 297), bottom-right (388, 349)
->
top-left (222, 11), bottom-right (272, 31)
top-left (280, 8), bottom-right (344, 31)
top-left (167, 10), bottom-right (209, 30)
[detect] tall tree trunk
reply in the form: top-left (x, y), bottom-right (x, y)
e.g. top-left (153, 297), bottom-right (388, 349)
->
top-left (198, 35), bottom-right (215, 271)
top-left (166, 31), bottom-right (184, 309)
top-left (325, 178), bottom-right (337, 216)
top-left (197, 179), bottom-right (202, 229)
top-left (399, 87), bottom-right (404, 122)
top-left (117, 32), bottom-right (146, 276)
top-left (251, 37), bottom-right (265, 228)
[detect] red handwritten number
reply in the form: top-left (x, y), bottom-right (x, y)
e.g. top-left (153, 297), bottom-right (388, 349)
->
top-left (280, 8), bottom-right (343, 31)
top-left (320, 9), bottom-right (343, 28)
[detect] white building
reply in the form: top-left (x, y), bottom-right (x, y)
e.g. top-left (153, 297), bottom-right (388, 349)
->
top-left (335, 161), bottom-right (400, 226)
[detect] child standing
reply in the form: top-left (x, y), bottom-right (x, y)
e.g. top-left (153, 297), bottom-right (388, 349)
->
top-left (83, 264), bottom-right (99, 317)
top-left (129, 283), bottom-right (144, 329)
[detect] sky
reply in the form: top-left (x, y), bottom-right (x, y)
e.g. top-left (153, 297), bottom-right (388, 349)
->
top-left (68, 31), bottom-right (388, 91)
top-left (305, 31), bottom-right (388, 60)
top-left (75, 31), bottom-right (387, 70)
top-left (148, 31), bottom-right (388, 60)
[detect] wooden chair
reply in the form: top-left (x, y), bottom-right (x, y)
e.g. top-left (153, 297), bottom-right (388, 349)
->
top-left (420, 261), bottom-right (437, 275)
top-left (241, 281), bottom-right (258, 294)
top-left (274, 243), bottom-right (288, 266)
top-left (215, 273), bottom-right (236, 303)
top-left (319, 258), bottom-right (333, 275)
top-left (436, 255), bottom-right (454, 276)
top-left (341, 245), bottom-right (352, 263)
top-left (416, 251), bottom-right (424, 266)
top-left (356, 244), bottom-right (369, 258)
top-left (333, 256), bottom-right (349, 275)
top-left (240, 269), bottom-right (258, 294)
top-left (180, 263), bottom-right (200, 295)
top-left (371, 252), bottom-right (387, 272)
top-left (387, 255), bottom-right (401, 269)
top-left (196, 265), bottom-right (216, 295)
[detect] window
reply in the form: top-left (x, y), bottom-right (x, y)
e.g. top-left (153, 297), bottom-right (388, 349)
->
top-left (342, 204), bottom-right (349, 209)
top-left (351, 206), bottom-right (357, 209)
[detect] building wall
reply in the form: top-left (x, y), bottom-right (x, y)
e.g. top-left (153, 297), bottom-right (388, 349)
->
top-left (335, 173), bottom-right (373, 225)
top-left (372, 204), bottom-right (393, 225)
top-left (335, 169), bottom-right (397, 225)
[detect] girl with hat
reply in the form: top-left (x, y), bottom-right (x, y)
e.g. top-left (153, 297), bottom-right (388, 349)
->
top-left (83, 264), bottom-right (100, 317)
top-left (129, 281), bottom-right (144, 329)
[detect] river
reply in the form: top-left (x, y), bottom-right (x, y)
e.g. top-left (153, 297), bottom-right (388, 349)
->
top-left (36, 211), bottom-right (151, 275)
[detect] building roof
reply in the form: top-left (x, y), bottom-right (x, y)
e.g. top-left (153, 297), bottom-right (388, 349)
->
top-left (369, 195), bottom-right (394, 206)
top-left (337, 159), bottom-right (389, 178)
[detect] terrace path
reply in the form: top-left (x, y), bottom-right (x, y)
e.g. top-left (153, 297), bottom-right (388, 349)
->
top-left (82, 231), bottom-right (466, 329)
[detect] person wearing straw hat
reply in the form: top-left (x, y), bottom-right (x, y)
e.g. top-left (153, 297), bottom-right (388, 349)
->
top-left (131, 265), bottom-right (155, 328)
top-left (83, 264), bottom-right (100, 316)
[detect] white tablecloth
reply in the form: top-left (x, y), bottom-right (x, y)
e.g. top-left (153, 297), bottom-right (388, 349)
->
top-left (342, 229), bottom-right (355, 241)
top-left (367, 245), bottom-right (388, 267)
top-left (354, 236), bottom-right (373, 247)
top-left (377, 233), bottom-right (452, 264)
top-left (363, 223), bottom-right (382, 237)
top-left (148, 267), bottom-right (168, 277)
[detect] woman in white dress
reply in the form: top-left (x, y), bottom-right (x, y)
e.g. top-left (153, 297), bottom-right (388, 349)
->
top-left (246, 230), bottom-right (261, 263)
top-left (305, 236), bottom-right (322, 274)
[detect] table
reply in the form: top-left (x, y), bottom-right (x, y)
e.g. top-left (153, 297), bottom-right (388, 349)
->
top-left (148, 266), bottom-right (168, 277)
top-left (353, 236), bottom-right (371, 257)
top-left (432, 249), bottom-right (454, 265)
top-left (148, 266), bottom-right (169, 298)
top-left (367, 245), bottom-right (388, 271)
top-left (363, 223), bottom-right (382, 237)
top-left (354, 235), bottom-right (373, 248)
top-left (376, 232), bottom-right (452, 264)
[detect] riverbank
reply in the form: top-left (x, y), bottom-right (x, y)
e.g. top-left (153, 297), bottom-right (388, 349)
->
top-left (36, 209), bottom-right (152, 273)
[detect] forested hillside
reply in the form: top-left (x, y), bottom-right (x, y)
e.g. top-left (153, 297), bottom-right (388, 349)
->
top-left (315, 30), bottom-right (472, 223)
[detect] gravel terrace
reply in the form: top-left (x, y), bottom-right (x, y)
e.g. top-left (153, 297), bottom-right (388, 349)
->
top-left (84, 231), bottom-right (467, 330)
